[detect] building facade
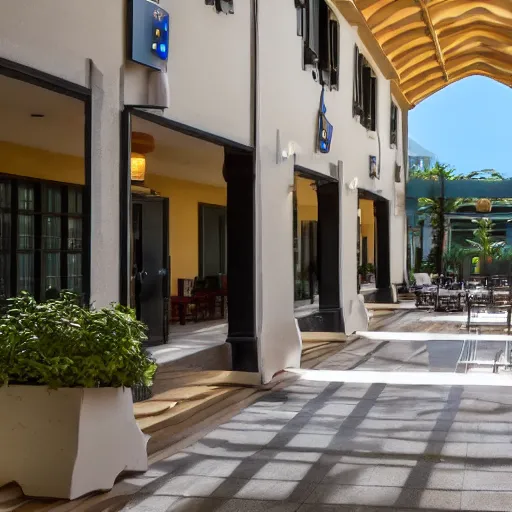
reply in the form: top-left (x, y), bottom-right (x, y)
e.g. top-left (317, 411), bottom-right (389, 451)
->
top-left (408, 138), bottom-right (437, 172)
top-left (0, 0), bottom-right (407, 383)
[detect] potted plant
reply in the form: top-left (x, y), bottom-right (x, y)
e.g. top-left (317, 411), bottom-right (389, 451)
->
top-left (0, 292), bottom-right (157, 500)
top-left (366, 263), bottom-right (375, 283)
top-left (358, 264), bottom-right (367, 283)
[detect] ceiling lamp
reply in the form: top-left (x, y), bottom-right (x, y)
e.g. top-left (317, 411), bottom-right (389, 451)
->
top-left (476, 198), bottom-right (492, 213)
top-left (131, 132), bottom-right (155, 183)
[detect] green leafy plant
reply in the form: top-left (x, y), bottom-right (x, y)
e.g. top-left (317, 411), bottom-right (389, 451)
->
top-left (443, 245), bottom-right (466, 275)
top-left (465, 218), bottom-right (506, 261)
top-left (0, 292), bottom-right (157, 389)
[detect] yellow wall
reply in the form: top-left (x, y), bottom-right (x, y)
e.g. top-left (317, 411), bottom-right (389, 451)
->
top-left (0, 142), bottom-right (228, 297)
top-left (359, 199), bottom-right (375, 265)
top-left (296, 176), bottom-right (317, 224)
top-left (0, 141), bottom-right (84, 184)
top-left (144, 173), bottom-right (227, 296)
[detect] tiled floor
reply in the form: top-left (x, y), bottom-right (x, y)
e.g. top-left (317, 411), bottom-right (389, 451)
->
top-left (122, 322), bottom-right (512, 511)
top-left (122, 376), bottom-right (512, 511)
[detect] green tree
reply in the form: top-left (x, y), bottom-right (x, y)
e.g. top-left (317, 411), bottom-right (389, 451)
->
top-left (411, 165), bottom-right (508, 274)
top-left (465, 218), bottom-right (506, 273)
top-left (412, 163), bottom-right (466, 274)
top-left (443, 245), bottom-right (466, 276)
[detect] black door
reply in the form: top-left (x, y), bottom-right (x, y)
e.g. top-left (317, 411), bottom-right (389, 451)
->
top-left (199, 204), bottom-right (226, 277)
top-left (132, 196), bottom-right (169, 345)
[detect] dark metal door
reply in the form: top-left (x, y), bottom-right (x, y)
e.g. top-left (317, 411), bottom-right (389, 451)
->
top-left (132, 196), bottom-right (169, 345)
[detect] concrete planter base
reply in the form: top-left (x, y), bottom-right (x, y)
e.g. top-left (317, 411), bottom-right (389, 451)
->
top-left (0, 386), bottom-right (148, 499)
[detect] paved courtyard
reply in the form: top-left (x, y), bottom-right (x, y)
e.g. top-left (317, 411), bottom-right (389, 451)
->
top-left (122, 315), bottom-right (512, 511)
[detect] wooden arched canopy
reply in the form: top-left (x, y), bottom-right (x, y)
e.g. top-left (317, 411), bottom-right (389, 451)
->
top-left (335, 0), bottom-right (512, 107)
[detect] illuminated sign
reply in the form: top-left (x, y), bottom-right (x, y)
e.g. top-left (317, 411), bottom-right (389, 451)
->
top-left (127, 0), bottom-right (170, 71)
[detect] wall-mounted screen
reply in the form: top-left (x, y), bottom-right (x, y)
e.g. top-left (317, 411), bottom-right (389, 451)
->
top-left (127, 0), bottom-right (169, 71)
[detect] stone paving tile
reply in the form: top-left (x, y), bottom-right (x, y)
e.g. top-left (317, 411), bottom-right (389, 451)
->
top-left (178, 458), bottom-right (243, 478)
top-left (182, 442), bottom-right (261, 459)
top-left (461, 491), bottom-right (512, 511)
top-left (467, 442), bottom-right (512, 459)
top-left (254, 448), bottom-right (325, 463)
top-left (323, 462), bottom-right (410, 487)
top-left (209, 478), bottom-right (317, 502)
top-left (395, 489), bottom-right (462, 510)
top-left (201, 429), bottom-right (279, 447)
top-left (234, 460), bottom-right (326, 483)
top-left (305, 484), bottom-right (403, 507)
top-left (156, 475), bottom-right (227, 497)
top-left (465, 461), bottom-right (512, 473)
top-left (168, 498), bottom-right (300, 512)
top-left (285, 433), bottom-right (335, 450)
top-left (406, 463), bottom-right (465, 491)
top-left (298, 506), bottom-right (439, 512)
top-left (463, 470), bottom-right (512, 491)
top-left (322, 460), bottom-right (465, 491)
top-left (123, 495), bottom-right (180, 511)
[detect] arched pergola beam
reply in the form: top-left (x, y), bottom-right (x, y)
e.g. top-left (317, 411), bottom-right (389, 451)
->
top-left (402, 54), bottom-right (512, 94)
top-left (400, 58), bottom-right (440, 83)
top-left (430, 0), bottom-right (512, 26)
top-left (402, 70), bottom-right (445, 94)
top-left (375, 20), bottom-right (425, 46)
top-left (446, 54), bottom-right (512, 76)
top-left (384, 32), bottom-right (432, 61)
top-left (437, 13), bottom-right (510, 33)
top-left (352, 0), bottom-right (512, 106)
top-left (369, 5), bottom-right (421, 34)
top-left (417, 0), bottom-right (449, 81)
top-left (395, 48), bottom-right (436, 76)
top-left (408, 67), bottom-right (512, 104)
top-left (357, 0), bottom-right (394, 20)
top-left (441, 27), bottom-right (512, 53)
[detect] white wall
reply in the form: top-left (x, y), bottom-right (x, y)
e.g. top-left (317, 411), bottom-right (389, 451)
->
top-left (256, 0), bottom-right (407, 381)
top-left (124, 0), bottom-right (253, 147)
top-left (0, 0), bottom-right (124, 307)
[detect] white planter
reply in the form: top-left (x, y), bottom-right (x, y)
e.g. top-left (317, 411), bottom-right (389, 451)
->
top-left (0, 386), bottom-right (149, 499)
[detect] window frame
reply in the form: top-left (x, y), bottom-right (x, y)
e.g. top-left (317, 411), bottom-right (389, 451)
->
top-left (353, 45), bottom-right (377, 131)
top-left (296, 0), bottom-right (340, 88)
top-left (0, 173), bottom-right (85, 303)
top-left (390, 101), bottom-right (399, 147)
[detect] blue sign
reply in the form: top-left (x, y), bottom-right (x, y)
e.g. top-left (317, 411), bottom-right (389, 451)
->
top-left (317, 88), bottom-right (333, 154)
top-left (128, 0), bottom-right (170, 71)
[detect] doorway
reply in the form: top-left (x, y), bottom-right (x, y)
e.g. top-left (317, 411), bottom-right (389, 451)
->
top-left (131, 194), bottom-right (169, 345)
top-left (199, 203), bottom-right (226, 277)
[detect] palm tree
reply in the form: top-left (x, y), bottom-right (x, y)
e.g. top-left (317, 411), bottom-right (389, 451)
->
top-left (465, 218), bottom-right (506, 274)
top-left (412, 163), bottom-right (467, 274)
top-left (443, 245), bottom-right (466, 277)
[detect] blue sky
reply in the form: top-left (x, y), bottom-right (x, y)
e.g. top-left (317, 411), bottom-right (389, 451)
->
top-left (409, 76), bottom-right (512, 177)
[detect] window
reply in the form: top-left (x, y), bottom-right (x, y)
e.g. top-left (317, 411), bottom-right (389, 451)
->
top-left (296, 0), bottom-right (340, 89)
top-left (0, 176), bottom-right (84, 302)
top-left (390, 101), bottom-right (398, 147)
top-left (353, 45), bottom-right (377, 131)
top-left (0, 181), bottom-right (11, 300)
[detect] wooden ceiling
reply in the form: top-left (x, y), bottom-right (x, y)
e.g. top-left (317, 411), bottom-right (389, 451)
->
top-left (350, 0), bottom-right (512, 106)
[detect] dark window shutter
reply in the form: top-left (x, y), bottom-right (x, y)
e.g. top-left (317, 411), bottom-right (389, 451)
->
top-left (353, 46), bottom-right (361, 115)
top-left (304, 0), bottom-right (320, 66)
top-left (369, 75), bottom-right (377, 131)
top-left (362, 66), bottom-right (371, 128)
top-left (390, 103), bottom-right (398, 145)
top-left (329, 19), bottom-right (339, 89)
top-left (318, 0), bottom-right (329, 72)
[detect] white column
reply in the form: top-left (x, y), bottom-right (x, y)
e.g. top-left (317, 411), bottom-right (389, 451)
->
top-left (89, 61), bottom-right (121, 307)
